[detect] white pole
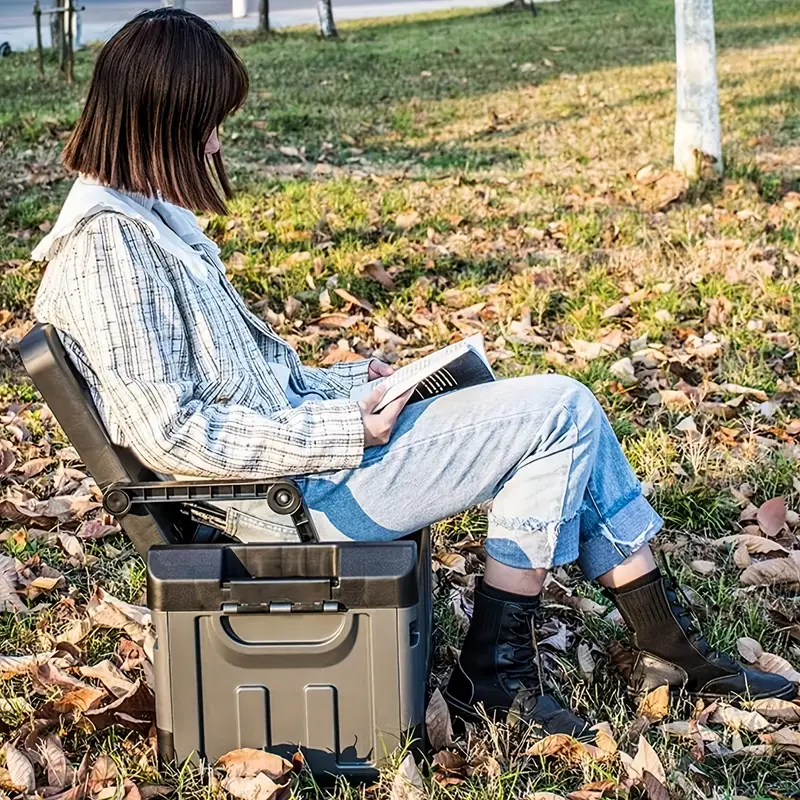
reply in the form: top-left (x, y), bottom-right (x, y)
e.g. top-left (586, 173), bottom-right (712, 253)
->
top-left (674, 0), bottom-right (723, 178)
top-left (232, 0), bottom-right (247, 18)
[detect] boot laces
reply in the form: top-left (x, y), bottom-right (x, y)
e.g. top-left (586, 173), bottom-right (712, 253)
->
top-left (503, 608), bottom-right (544, 691)
top-left (662, 574), bottom-right (736, 669)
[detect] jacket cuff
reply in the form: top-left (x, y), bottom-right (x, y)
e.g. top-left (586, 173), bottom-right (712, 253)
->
top-left (300, 400), bottom-right (365, 472)
top-left (327, 359), bottom-right (373, 388)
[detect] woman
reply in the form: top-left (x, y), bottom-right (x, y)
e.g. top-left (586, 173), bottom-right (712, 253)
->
top-left (32, 9), bottom-right (795, 740)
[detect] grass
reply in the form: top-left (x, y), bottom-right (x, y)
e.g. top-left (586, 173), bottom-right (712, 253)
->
top-left (3, 0), bottom-right (800, 796)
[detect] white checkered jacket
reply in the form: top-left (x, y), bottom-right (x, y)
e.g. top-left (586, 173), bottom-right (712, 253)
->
top-left (32, 180), bottom-right (370, 479)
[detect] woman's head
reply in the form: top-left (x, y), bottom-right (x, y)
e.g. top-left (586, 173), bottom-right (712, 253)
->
top-left (63, 9), bottom-right (248, 214)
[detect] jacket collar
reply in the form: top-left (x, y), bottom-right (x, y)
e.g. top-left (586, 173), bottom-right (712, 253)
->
top-left (31, 177), bottom-right (222, 283)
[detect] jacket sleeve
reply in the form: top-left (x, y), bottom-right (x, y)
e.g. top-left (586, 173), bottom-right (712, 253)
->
top-left (299, 359), bottom-right (373, 400)
top-left (57, 214), bottom-right (365, 479)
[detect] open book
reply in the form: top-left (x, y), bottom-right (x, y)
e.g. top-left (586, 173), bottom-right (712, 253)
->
top-left (350, 334), bottom-right (495, 412)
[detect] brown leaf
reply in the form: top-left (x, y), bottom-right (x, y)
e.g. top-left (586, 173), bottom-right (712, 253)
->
top-left (5, 743), bottom-right (35, 794)
top-left (620, 735), bottom-right (666, 785)
top-left (526, 734), bottom-right (584, 759)
top-left (216, 749), bottom-right (294, 780)
top-left (88, 754), bottom-right (118, 793)
top-left (643, 771), bottom-right (671, 800)
top-left (390, 753), bottom-right (424, 800)
top-left (760, 726), bottom-right (800, 753)
top-left (17, 457), bottom-right (54, 479)
top-left (749, 698), bottom-right (800, 723)
top-left (577, 642), bottom-right (595, 681)
top-left (76, 520), bottom-right (119, 540)
top-left (754, 651), bottom-right (800, 682)
top-left (84, 679), bottom-right (155, 735)
top-left (58, 532), bottom-right (87, 566)
top-left (638, 685), bottom-right (670, 722)
top-left (394, 211), bottom-right (421, 230)
top-left (425, 688), bottom-right (454, 751)
top-left (220, 773), bottom-right (289, 800)
top-left (736, 636), bottom-right (763, 663)
top-left (689, 559), bottom-right (716, 576)
top-left (138, 786), bottom-right (172, 800)
top-left (334, 288), bottom-right (374, 312)
top-left (434, 552), bottom-right (466, 575)
top-left (0, 570), bottom-right (26, 614)
top-left (567, 781), bottom-right (619, 800)
top-left (360, 259), bottom-right (395, 290)
top-left (757, 496), bottom-right (787, 537)
top-left (80, 660), bottom-right (137, 699)
top-left (733, 542), bottom-right (752, 569)
top-left (0, 651), bottom-right (56, 679)
top-left (709, 703), bottom-right (770, 732)
top-left (431, 750), bottom-right (471, 784)
top-left (38, 733), bottom-right (71, 789)
top-left (32, 662), bottom-right (90, 693)
top-left (715, 534), bottom-right (788, 555)
top-left (55, 686), bottom-right (107, 713)
top-left (740, 556), bottom-right (800, 586)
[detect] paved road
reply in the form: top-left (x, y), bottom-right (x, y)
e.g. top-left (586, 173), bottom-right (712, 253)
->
top-left (1, 0), bottom-right (422, 29)
top-left (0, 0), bottom-right (534, 49)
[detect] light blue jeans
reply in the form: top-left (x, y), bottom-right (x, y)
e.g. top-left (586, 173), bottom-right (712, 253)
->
top-left (226, 375), bottom-right (662, 580)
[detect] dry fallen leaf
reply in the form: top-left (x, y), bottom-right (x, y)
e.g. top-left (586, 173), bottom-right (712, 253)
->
top-left (690, 559), bottom-right (716, 576)
top-left (5, 743), bottom-right (36, 794)
top-left (642, 771), bottom-right (671, 800)
top-left (757, 496), bottom-right (787, 537)
top-left (749, 697), bottom-right (800, 723)
top-left (577, 642), bottom-right (595, 681)
top-left (54, 686), bottom-right (107, 713)
top-left (360, 259), bottom-right (396, 290)
top-left (740, 556), bottom-right (800, 586)
top-left (760, 726), bottom-right (800, 753)
top-left (638, 684), bottom-right (670, 722)
top-left (425, 688), bottom-right (454, 751)
top-left (80, 660), bottom-right (137, 699)
top-left (38, 733), bottom-right (72, 789)
top-left (709, 703), bottom-right (770, 732)
top-left (395, 211), bottom-right (421, 230)
top-left (391, 753), bottom-right (425, 800)
top-left (754, 651), bottom-right (800, 682)
top-left (619, 735), bottom-right (666, 785)
top-left (715, 534), bottom-right (788, 556)
top-left (216, 749), bottom-right (293, 780)
top-left (0, 651), bottom-right (56, 679)
top-left (737, 637), bottom-right (764, 663)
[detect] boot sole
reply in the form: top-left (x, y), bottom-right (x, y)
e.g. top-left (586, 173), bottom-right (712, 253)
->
top-left (683, 680), bottom-right (798, 702)
top-left (443, 689), bottom-right (494, 725)
top-left (629, 679), bottom-right (799, 703)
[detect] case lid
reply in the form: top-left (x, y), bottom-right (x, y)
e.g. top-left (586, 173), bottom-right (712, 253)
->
top-left (147, 541), bottom-right (420, 611)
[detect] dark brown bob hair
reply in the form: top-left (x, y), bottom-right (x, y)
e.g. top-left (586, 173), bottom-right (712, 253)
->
top-left (63, 9), bottom-right (248, 214)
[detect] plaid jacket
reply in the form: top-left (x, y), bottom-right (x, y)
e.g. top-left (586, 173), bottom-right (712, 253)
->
top-left (32, 180), bottom-right (370, 479)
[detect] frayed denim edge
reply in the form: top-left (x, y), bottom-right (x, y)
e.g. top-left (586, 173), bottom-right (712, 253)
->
top-left (488, 505), bottom-right (582, 535)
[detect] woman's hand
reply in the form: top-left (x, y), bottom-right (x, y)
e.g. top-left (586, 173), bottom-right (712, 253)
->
top-left (358, 383), bottom-right (413, 447)
top-left (368, 359), bottom-right (395, 382)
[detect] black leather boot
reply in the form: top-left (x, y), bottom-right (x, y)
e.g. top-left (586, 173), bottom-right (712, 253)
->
top-left (444, 580), bottom-right (592, 738)
top-left (612, 573), bottom-right (797, 700)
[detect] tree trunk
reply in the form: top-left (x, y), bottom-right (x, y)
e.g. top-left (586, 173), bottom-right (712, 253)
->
top-left (674, 0), bottom-right (722, 178)
top-left (260, 0), bottom-right (270, 31)
top-left (317, 0), bottom-right (337, 39)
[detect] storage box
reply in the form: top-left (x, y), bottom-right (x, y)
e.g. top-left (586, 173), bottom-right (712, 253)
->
top-left (148, 533), bottom-right (431, 780)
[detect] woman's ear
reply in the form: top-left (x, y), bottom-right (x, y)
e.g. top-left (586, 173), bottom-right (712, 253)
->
top-left (204, 128), bottom-right (221, 155)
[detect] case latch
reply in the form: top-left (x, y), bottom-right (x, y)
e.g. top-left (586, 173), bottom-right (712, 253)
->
top-left (221, 600), bottom-right (342, 614)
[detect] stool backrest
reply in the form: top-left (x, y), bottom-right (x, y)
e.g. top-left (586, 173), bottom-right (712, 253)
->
top-left (18, 323), bottom-right (182, 553)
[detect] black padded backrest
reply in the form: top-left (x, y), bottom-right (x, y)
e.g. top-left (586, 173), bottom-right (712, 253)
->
top-left (18, 323), bottom-right (181, 554)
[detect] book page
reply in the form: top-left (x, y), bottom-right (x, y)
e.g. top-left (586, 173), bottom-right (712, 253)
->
top-left (350, 334), bottom-right (485, 405)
